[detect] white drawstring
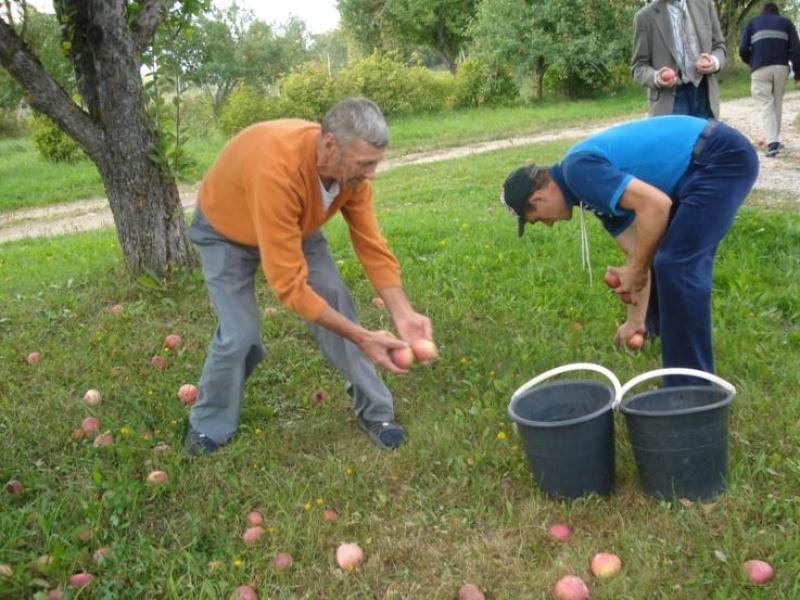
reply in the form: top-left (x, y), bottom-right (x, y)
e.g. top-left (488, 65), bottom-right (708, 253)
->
top-left (579, 203), bottom-right (593, 285)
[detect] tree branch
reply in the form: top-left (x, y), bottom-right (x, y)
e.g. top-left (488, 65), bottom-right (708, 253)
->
top-left (132, 0), bottom-right (169, 50)
top-left (0, 18), bottom-right (104, 156)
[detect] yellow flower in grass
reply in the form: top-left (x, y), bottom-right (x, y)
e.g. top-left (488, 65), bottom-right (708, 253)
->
top-left (511, 444), bottom-right (519, 452)
top-left (119, 426), bottom-right (130, 436)
top-left (315, 497), bottom-right (323, 506)
top-left (304, 501), bottom-right (312, 511)
top-left (345, 467), bottom-right (354, 476)
top-left (496, 431), bottom-right (507, 441)
top-left (254, 427), bottom-right (263, 435)
top-left (232, 559), bottom-right (243, 568)
top-left (489, 370), bottom-right (496, 378)
top-left (169, 419), bottom-right (177, 426)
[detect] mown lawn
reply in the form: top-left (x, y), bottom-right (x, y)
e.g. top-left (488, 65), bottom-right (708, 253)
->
top-left (1, 135), bottom-right (798, 598)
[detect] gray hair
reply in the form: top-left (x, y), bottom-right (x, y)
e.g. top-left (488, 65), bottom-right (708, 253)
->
top-left (321, 97), bottom-right (389, 149)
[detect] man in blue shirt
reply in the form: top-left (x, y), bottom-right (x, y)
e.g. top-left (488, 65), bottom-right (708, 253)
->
top-left (738, 2), bottom-right (800, 157)
top-left (500, 116), bottom-right (758, 386)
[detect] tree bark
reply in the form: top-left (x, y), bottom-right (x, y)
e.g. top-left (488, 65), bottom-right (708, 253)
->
top-left (0, 1), bottom-right (197, 275)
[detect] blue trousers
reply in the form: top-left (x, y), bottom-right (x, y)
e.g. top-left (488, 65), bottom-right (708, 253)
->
top-left (672, 77), bottom-right (714, 119)
top-left (646, 122), bottom-right (758, 386)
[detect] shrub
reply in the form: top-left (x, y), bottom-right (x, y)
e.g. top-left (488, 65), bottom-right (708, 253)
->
top-left (454, 58), bottom-right (518, 108)
top-left (217, 85), bottom-right (270, 136)
top-left (0, 107), bottom-right (27, 138)
top-left (29, 112), bottom-right (84, 163)
top-left (270, 63), bottom-right (337, 121)
top-left (405, 67), bottom-right (455, 112)
top-left (179, 92), bottom-right (215, 137)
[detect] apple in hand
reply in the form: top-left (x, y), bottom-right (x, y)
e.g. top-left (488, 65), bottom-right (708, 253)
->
top-left (660, 67), bottom-right (676, 84)
top-left (390, 346), bottom-right (415, 369)
top-left (410, 339), bottom-right (438, 363)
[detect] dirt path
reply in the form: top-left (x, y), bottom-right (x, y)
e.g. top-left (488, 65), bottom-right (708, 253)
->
top-left (2, 93), bottom-right (798, 244)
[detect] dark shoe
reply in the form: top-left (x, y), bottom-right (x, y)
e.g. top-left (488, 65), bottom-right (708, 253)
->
top-left (358, 416), bottom-right (405, 449)
top-left (184, 423), bottom-right (222, 456)
top-left (765, 142), bottom-right (780, 157)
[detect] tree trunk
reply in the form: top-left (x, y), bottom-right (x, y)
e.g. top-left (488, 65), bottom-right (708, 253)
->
top-left (0, 1), bottom-right (197, 275)
top-left (535, 56), bottom-right (545, 100)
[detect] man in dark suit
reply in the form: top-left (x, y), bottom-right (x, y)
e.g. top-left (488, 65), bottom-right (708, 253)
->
top-left (632, 0), bottom-right (727, 118)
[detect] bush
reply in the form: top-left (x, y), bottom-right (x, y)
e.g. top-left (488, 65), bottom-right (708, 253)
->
top-left (269, 63), bottom-right (337, 121)
top-left (454, 58), bottom-right (518, 108)
top-left (405, 67), bottom-right (455, 112)
top-left (29, 112), bottom-right (84, 163)
top-left (179, 92), bottom-right (215, 137)
top-left (0, 107), bottom-right (27, 138)
top-left (217, 85), bottom-right (271, 136)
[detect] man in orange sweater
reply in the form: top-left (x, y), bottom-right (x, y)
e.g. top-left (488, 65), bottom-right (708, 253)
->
top-left (185, 97), bottom-right (433, 455)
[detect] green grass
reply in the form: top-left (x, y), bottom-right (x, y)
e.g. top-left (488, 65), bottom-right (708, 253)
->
top-left (1, 137), bottom-right (799, 598)
top-left (0, 67), bottom-right (755, 214)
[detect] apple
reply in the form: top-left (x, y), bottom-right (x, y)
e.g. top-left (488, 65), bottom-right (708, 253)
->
top-left (5, 479), bottom-right (23, 494)
top-left (371, 296), bottom-right (385, 308)
top-left (390, 346), bottom-right (415, 369)
top-left (47, 589), bottom-right (63, 600)
top-left (83, 389), bottom-right (102, 406)
top-left (26, 351), bottom-right (42, 365)
top-left (81, 416), bottom-right (101, 434)
top-left (70, 428), bottom-right (86, 440)
top-left (110, 304), bottom-right (124, 316)
top-left (552, 575), bottom-right (590, 600)
top-left (150, 355), bottom-right (166, 370)
top-left (410, 339), bottom-right (438, 363)
top-left (459, 583), bottom-right (486, 600)
top-left (164, 333), bottom-right (181, 350)
top-left (548, 523), bottom-right (571, 542)
top-left (626, 333), bottom-right (645, 350)
top-left (93, 431), bottom-right (114, 448)
top-left (246, 511), bottom-right (263, 527)
top-left (272, 552), bottom-right (293, 573)
top-left (242, 526), bottom-right (264, 545)
top-left (93, 547), bottom-right (111, 563)
top-left (35, 555), bottom-right (54, 571)
top-left (68, 572), bottom-right (94, 588)
top-left (603, 270), bottom-right (620, 289)
top-left (177, 383), bottom-right (198, 404)
top-left (263, 306), bottom-right (278, 317)
top-left (147, 470), bottom-right (169, 485)
top-left (322, 508), bottom-right (338, 522)
top-left (152, 443), bottom-right (171, 453)
top-left (232, 586), bottom-right (258, 600)
top-left (743, 559), bottom-right (774, 585)
top-left (661, 68), bottom-right (676, 84)
top-left (311, 389), bottom-right (327, 403)
top-left (590, 552), bottom-right (622, 579)
top-left (335, 542), bottom-right (364, 571)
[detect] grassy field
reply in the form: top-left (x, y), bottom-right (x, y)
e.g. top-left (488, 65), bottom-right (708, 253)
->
top-left (0, 68), bottom-right (754, 214)
top-left (1, 130), bottom-right (799, 598)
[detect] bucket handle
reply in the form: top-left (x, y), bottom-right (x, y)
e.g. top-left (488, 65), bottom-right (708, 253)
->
top-left (612, 368), bottom-right (736, 410)
top-left (511, 362), bottom-right (622, 403)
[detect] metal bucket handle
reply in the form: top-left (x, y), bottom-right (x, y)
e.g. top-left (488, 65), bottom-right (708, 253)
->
top-left (612, 368), bottom-right (736, 410)
top-left (510, 362), bottom-right (622, 404)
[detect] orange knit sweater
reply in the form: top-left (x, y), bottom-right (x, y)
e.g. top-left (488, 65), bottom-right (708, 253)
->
top-left (198, 119), bottom-right (401, 322)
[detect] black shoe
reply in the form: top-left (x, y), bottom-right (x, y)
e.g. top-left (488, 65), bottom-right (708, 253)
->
top-left (184, 423), bottom-right (222, 456)
top-left (358, 416), bottom-right (405, 449)
top-left (765, 142), bottom-right (780, 157)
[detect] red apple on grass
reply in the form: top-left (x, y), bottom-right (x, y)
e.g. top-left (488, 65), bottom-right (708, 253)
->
top-left (246, 511), bottom-right (263, 527)
top-left (322, 508), bottom-right (339, 522)
top-left (83, 389), bottom-right (102, 406)
top-left (177, 383), bottom-right (198, 404)
top-left (552, 575), bottom-right (590, 600)
top-left (26, 351), bottom-right (42, 365)
top-left (335, 542), bottom-right (364, 571)
top-left (458, 583), bottom-right (486, 600)
top-left (47, 590), bottom-right (63, 600)
top-left (590, 552), bottom-right (622, 579)
top-left (272, 552), bottom-right (293, 573)
top-left (93, 431), bottom-right (114, 448)
top-left (164, 333), bottom-right (181, 350)
top-left (242, 526), bottom-right (264, 545)
top-left (81, 417), bottom-right (101, 434)
top-left (147, 470), bottom-right (169, 485)
top-left (5, 479), bottom-right (23, 494)
top-left (743, 559), bottom-right (774, 585)
top-left (150, 355), bottom-right (166, 370)
top-left (232, 586), bottom-right (258, 600)
top-left (68, 572), bottom-right (94, 588)
top-left (548, 523), bottom-right (572, 542)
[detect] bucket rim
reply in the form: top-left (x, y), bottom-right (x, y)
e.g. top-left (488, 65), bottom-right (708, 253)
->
top-left (508, 379), bottom-right (614, 428)
top-left (620, 385), bottom-right (733, 417)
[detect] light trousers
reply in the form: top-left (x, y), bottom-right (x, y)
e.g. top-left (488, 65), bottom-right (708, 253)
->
top-left (751, 64), bottom-right (790, 144)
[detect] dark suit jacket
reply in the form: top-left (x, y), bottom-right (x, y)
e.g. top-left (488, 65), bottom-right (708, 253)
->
top-left (631, 0), bottom-right (727, 117)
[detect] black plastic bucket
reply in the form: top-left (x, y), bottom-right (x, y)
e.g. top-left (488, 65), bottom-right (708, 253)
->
top-left (509, 379), bottom-right (615, 500)
top-left (620, 384), bottom-right (734, 501)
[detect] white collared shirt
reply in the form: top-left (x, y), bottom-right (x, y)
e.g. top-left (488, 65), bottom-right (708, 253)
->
top-left (319, 177), bottom-right (340, 211)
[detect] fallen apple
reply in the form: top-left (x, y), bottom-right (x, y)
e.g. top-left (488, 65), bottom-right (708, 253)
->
top-left (246, 511), bottom-right (263, 527)
top-left (81, 417), bottom-right (101, 434)
top-left (93, 431), bottom-right (114, 448)
top-left (110, 304), bottom-right (124, 316)
top-left (410, 339), bottom-right (438, 363)
top-left (164, 333), bottom-right (182, 350)
top-left (552, 575), bottom-right (590, 600)
top-left (548, 523), bottom-right (571, 542)
top-left (93, 547), bottom-right (111, 563)
top-left (83, 389), bottom-right (102, 406)
top-left (743, 559), bottom-right (774, 585)
top-left (26, 352), bottom-right (42, 365)
top-left (5, 479), bottom-right (23, 494)
top-left (335, 542), bottom-right (364, 571)
top-left (458, 583), bottom-right (486, 600)
top-left (150, 355), bottom-right (166, 370)
top-left (590, 552), bottom-right (622, 579)
top-left (272, 552), bottom-right (293, 573)
top-left (68, 572), bottom-right (94, 588)
top-left (47, 589), bottom-right (63, 600)
top-left (322, 508), bottom-right (338, 522)
top-left (177, 383), bottom-right (198, 404)
top-left (146, 470), bottom-right (168, 485)
top-left (242, 526), bottom-right (265, 545)
top-left (232, 585), bottom-right (258, 600)
top-left (311, 389), bottom-right (327, 403)
top-left (390, 346), bottom-right (415, 369)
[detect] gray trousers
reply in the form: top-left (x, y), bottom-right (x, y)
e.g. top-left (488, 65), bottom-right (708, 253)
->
top-left (188, 208), bottom-right (394, 444)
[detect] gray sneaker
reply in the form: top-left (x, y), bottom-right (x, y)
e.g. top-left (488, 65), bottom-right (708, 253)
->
top-left (358, 416), bottom-right (405, 449)
top-left (184, 423), bottom-right (222, 456)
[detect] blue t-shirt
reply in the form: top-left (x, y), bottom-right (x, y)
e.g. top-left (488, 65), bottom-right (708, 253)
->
top-left (550, 115), bottom-right (708, 235)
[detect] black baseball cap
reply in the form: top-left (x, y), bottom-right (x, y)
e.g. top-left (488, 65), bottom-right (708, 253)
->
top-left (501, 165), bottom-right (541, 236)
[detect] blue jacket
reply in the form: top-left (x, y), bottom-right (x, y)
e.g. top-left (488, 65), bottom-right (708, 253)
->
top-left (738, 13), bottom-right (800, 77)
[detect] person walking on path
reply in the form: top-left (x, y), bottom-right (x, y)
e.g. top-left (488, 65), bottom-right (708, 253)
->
top-left (738, 2), bottom-right (800, 157)
top-left (632, 0), bottom-right (727, 119)
top-left (185, 97), bottom-right (433, 455)
top-left (499, 116), bottom-right (758, 386)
